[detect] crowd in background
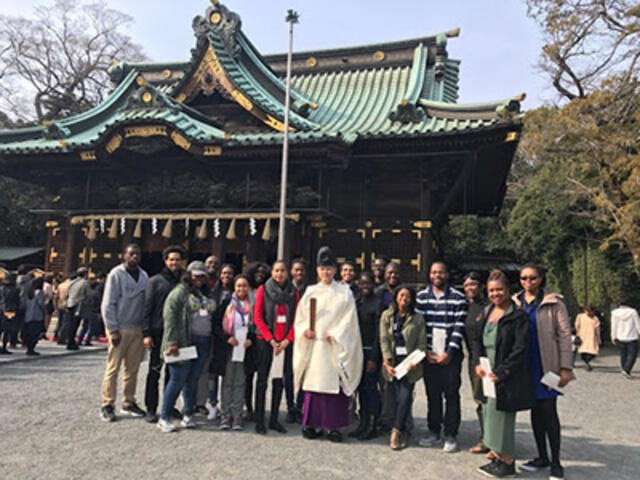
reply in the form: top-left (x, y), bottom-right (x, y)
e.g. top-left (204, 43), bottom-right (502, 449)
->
top-left (1, 245), bottom-right (639, 480)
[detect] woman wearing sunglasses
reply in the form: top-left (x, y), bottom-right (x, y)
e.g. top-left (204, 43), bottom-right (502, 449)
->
top-left (514, 263), bottom-right (573, 480)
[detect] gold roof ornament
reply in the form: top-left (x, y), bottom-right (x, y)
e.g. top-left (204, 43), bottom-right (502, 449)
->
top-left (210, 12), bottom-right (222, 24)
top-left (261, 218), bottom-right (272, 241)
top-left (86, 220), bottom-right (97, 241)
top-left (373, 50), bottom-right (385, 61)
top-left (197, 219), bottom-right (208, 240)
top-left (142, 91), bottom-right (153, 103)
top-left (226, 218), bottom-right (237, 240)
top-left (136, 75), bottom-right (146, 87)
top-left (162, 69), bottom-right (173, 79)
top-left (108, 218), bottom-right (118, 239)
top-left (133, 218), bottom-right (143, 238)
top-left (162, 218), bottom-right (173, 239)
top-left (306, 56), bottom-right (318, 68)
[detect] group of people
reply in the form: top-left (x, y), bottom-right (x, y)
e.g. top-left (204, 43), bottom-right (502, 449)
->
top-left (0, 266), bottom-right (106, 356)
top-left (92, 242), bottom-right (598, 480)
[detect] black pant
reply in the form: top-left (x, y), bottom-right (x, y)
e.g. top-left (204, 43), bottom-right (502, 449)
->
top-left (65, 314), bottom-right (81, 348)
top-left (423, 354), bottom-right (462, 437)
top-left (619, 340), bottom-right (638, 374)
top-left (531, 398), bottom-right (561, 466)
top-left (255, 339), bottom-right (284, 426)
top-left (145, 330), bottom-right (170, 415)
top-left (393, 378), bottom-right (414, 431)
top-left (23, 321), bottom-right (44, 352)
top-left (283, 344), bottom-right (296, 413)
top-left (580, 353), bottom-right (596, 364)
top-left (244, 343), bottom-right (257, 413)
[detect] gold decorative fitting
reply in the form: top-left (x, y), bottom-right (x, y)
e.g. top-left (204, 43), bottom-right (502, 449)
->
top-left (80, 150), bottom-right (96, 161)
top-left (48, 247), bottom-right (58, 264)
top-left (171, 131), bottom-right (192, 151)
top-left (413, 220), bottom-right (432, 229)
top-left (373, 50), bottom-right (385, 61)
top-left (58, 140), bottom-right (68, 147)
top-left (411, 253), bottom-right (422, 272)
top-left (306, 56), bottom-right (318, 68)
top-left (505, 131), bottom-right (519, 143)
top-left (142, 91), bottom-right (153, 103)
top-left (176, 93), bottom-right (187, 103)
top-left (124, 125), bottom-right (168, 138)
top-left (162, 69), bottom-right (172, 79)
top-left (412, 229), bottom-right (422, 240)
top-left (446, 27), bottom-right (461, 38)
top-left (392, 258), bottom-right (401, 265)
top-left (365, 221), bottom-right (373, 228)
top-left (356, 228), bottom-right (366, 239)
top-left (210, 12), bottom-right (222, 24)
top-left (372, 228), bottom-right (382, 239)
top-left (337, 228), bottom-right (348, 234)
top-left (231, 90), bottom-right (253, 111)
top-left (309, 102), bottom-right (319, 110)
top-left (103, 253), bottom-right (112, 259)
top-left (355, 252), bottom-right (366, 269)
top-left (337, 257), bottom-right (346, 264)
top-left (401, 98), bottom-right (409, 106)
top-left (45, 221), bottom-right (59, 228)
top-left (42, 120), bottom-right (52, 127)
top-left (203, 145), bottom-right (222, 156)
top-left (318, 227), bottom-right (328, 237)
top-left (311, 222), bottom-right (327, 229)
top-left (136, 75), bottom-right (146, 87)
top-left (52, 228), bottom-right (60, 237)
top-left (106, 134), bottom-right (123, 154)
top-left (392, 228), bottom-right (402, 234)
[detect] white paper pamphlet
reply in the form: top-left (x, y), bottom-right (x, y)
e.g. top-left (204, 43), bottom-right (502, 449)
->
top-left (541, 371), bottom-right (563, 391)
top-left (394, 349), bottom-right (426, 380)
top-left (432, 328), bottom-right (447, 355)
top-left (479, 356), bottom-right (496, 398)
top-left (164, 345), bottom-right (198, 364)
top-left (270, 348), bottom-right (285, 379)
top-left (232, 327), bottom-right (247, 362)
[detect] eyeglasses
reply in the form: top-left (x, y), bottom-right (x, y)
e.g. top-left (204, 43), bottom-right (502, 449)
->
top-left (520, 276), bottom-right (539, 281)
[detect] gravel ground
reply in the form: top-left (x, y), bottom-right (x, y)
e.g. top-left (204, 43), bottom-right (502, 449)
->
top-left (0, 346), bottom-right (638, 480)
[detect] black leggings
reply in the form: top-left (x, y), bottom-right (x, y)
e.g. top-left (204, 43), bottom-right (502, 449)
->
top-left (530, 398), bottom-right (561, 466)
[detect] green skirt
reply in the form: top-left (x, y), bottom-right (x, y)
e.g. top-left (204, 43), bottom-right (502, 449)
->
top-left (482, 397), bottom-right (516, 456)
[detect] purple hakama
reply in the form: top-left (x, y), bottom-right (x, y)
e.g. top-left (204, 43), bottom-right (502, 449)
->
top-left (302, 390), bottom-right (350, 429)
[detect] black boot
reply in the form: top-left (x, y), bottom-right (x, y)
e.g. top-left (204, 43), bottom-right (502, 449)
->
top-left (349, 412), bottom-right (368, 438)
top-left (358, 415), bottom-right (378, 440)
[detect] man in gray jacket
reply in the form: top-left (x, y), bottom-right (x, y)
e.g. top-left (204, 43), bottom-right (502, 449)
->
top-left (65, 267), bottom-right (92, 350)
top-left (100, 244), bottom-right (149, 422)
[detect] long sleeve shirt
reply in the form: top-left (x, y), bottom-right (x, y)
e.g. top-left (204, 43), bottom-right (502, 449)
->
top-left (416, 285), bottom-right (467, 356)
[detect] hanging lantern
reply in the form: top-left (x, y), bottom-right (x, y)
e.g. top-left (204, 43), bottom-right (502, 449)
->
top-left (261, 218), bottom-right (272, 241)
top-left (151, 218), bottom-right (158, 235)
top-left (226, 218), bottom-right (237, 240)
top-left (249, 217), bottom-right (257, 236)
top-left (213, 218), bottom-right (221, 238)
top-left (133, 218), bottom-right (142, 238)
top-left (108, 218), bottom-right (118, 239)
top-left (120, 218), bottom-right (126, 235)
top-left (162, 219), bottom-right (173, 239)
top-left (197, 219), bottom-right (208, 240)
top-left (87, 220), bottom-right (97, 241)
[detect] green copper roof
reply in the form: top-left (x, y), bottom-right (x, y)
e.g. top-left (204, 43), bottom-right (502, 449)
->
top-left (0, 2), bottom-right (523, 157)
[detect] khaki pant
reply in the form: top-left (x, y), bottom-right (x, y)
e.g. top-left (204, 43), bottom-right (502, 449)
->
top-left (101, 328), bottom-right (144, 407)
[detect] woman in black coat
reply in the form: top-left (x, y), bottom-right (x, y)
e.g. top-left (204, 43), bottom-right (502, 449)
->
top-left (471, 269), bottom-right (534, 478)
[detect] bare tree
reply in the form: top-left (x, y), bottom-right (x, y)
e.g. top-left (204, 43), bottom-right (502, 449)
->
top-left (0, 0), bottom-right (146, 123)
top-left (527, 0), bottom-right (640, 100)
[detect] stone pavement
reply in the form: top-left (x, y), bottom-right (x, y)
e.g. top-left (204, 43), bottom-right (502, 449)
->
top-left (0, 338), bottom-right (106, 365)
top-left (0, 346), bottom-right (638, 480)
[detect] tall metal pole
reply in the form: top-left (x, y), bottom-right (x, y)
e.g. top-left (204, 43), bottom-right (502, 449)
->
top-left (277, 9), bottom-right (299, 259)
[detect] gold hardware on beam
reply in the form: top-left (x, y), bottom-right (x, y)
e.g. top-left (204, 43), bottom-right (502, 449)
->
top-left (171, 131), bottom-right (191, 151)
top-left (176, 93), bottom-right (187, 103)
top-left (52, 228), bottom-right (60, 236)
top-left (203, 145), bottom-right (222, 156)
top-left (264, 114), bottom-right (289, 132)
top-left (411, 253), bottom-right (422, 272)
top-left (89, 248), bottom-right (97, 263)
top-left (210, 12), bottom-right (222, 24)
top-left (392, 258), bottom-right (401, 264)
top-left (103, 253), bottom-right (112, 259)
top-left (401, 98), bottom-right (409, 106)
top-left (412, 229), bottom-right (422, 240)
top-left (310, 221), bottom-right (326, 228)
top-left (124, 126), bottom-right (167, 138)
top-left (78, 248), bottom-right (87, 263)
top-left (337, 228), bottom-right (348, 234)
top-left (136, 75), bottom-right (146, 87)
top-left (105, 134), bottom-right (123, 154)
top-left (413, 220), bottom-right (432, 229)
top-left (505, 131), bottom-right (519, 143)
top-left (80, 150), bottom-right (96, 161)
top-left (372, 229), bottom-right (382, 238)
top-left (356, 229), bottom-right (366, 239)
top-left (318, 228), bottom-right (328, 238)
top-left (231, 90), bottom-right (253, 111)
top-left (162, 69), bottom-right (172, 79)
top-left (48, 247), bottom-right (58, 264)
top-left (58, 140), bottom-right (68, 147)
top-left (306, 56), bottom-right (318, 68)
top-left (373, 50), bottom-right (385, 61)
top-left (337, 257), bottom-right (346, 264)
top-left (142, 91), bottom-right (153, 103)
top-left (307, 214), bottom-right (322, 221)
top-left (45, 221), bottom-right (59, 228)
top-left (355, 252), bottom-right (365, 270)
top-left (309, 102), bottom-right (319, 110)
top-left (391, 229), bottom-right (402, 234)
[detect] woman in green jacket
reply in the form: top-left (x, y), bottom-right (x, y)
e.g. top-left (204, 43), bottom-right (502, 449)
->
top-left (380, 285), bottom-right (426, 450)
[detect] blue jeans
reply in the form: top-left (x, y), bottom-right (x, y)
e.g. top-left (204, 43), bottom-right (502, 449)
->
top-left (160, 335), bottom-right (211, 420)
top-left (619, 340), bottom-right (638, 374)
top-left (208, 374), bottom-right (219, 406)
top-left (393, 378), bottom-right (414, 431)
top-left (77, 315), bottom-right (96, 344)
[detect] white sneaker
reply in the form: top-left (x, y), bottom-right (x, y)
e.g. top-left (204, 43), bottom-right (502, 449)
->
top-left (181, 415), bottom-right (197, 429)
top-left (418, 431), bottom-right (441, 447)
top-left (156, 418), bottom-right (176, 433)
top-left (443, 436), bottom-right (458, 453)
top-left (207, 406), bottom-right (219, 421)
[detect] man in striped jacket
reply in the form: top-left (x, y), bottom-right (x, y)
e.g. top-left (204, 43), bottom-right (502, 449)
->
top-left (416, 261), bottom-right (467, 453)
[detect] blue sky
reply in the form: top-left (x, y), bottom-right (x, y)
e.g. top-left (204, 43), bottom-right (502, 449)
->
top-left (2, 0), bottom-right (552, 109)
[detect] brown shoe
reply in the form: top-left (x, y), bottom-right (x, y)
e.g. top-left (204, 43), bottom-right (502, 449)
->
top-left (390, 428), bottom-right (402, 450)
top-left (469, 442), bottom-right (490, 454)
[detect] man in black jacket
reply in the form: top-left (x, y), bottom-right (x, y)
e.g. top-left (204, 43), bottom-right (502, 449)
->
top-left (142, 245), bottom-right (185, 423)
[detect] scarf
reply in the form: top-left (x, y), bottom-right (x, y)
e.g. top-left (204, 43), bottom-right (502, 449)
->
top-left (223, 295), bottom-right (252, 335)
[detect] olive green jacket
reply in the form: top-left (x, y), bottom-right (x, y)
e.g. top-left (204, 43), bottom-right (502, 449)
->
top-left (161, 283), bottom-right (191, 353)
top-left (379, 306), bottom-right (426, 384)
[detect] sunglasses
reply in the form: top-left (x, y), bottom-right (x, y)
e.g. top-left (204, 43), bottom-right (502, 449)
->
top-left (520, 275), bottom-right (539, 281)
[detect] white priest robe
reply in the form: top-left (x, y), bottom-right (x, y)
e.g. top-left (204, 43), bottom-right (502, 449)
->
top-left (293, 281), bottom-right (363, 396)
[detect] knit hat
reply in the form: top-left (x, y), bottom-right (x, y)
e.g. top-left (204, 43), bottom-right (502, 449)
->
top-left (187, 260), bottom-right (207, 276)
